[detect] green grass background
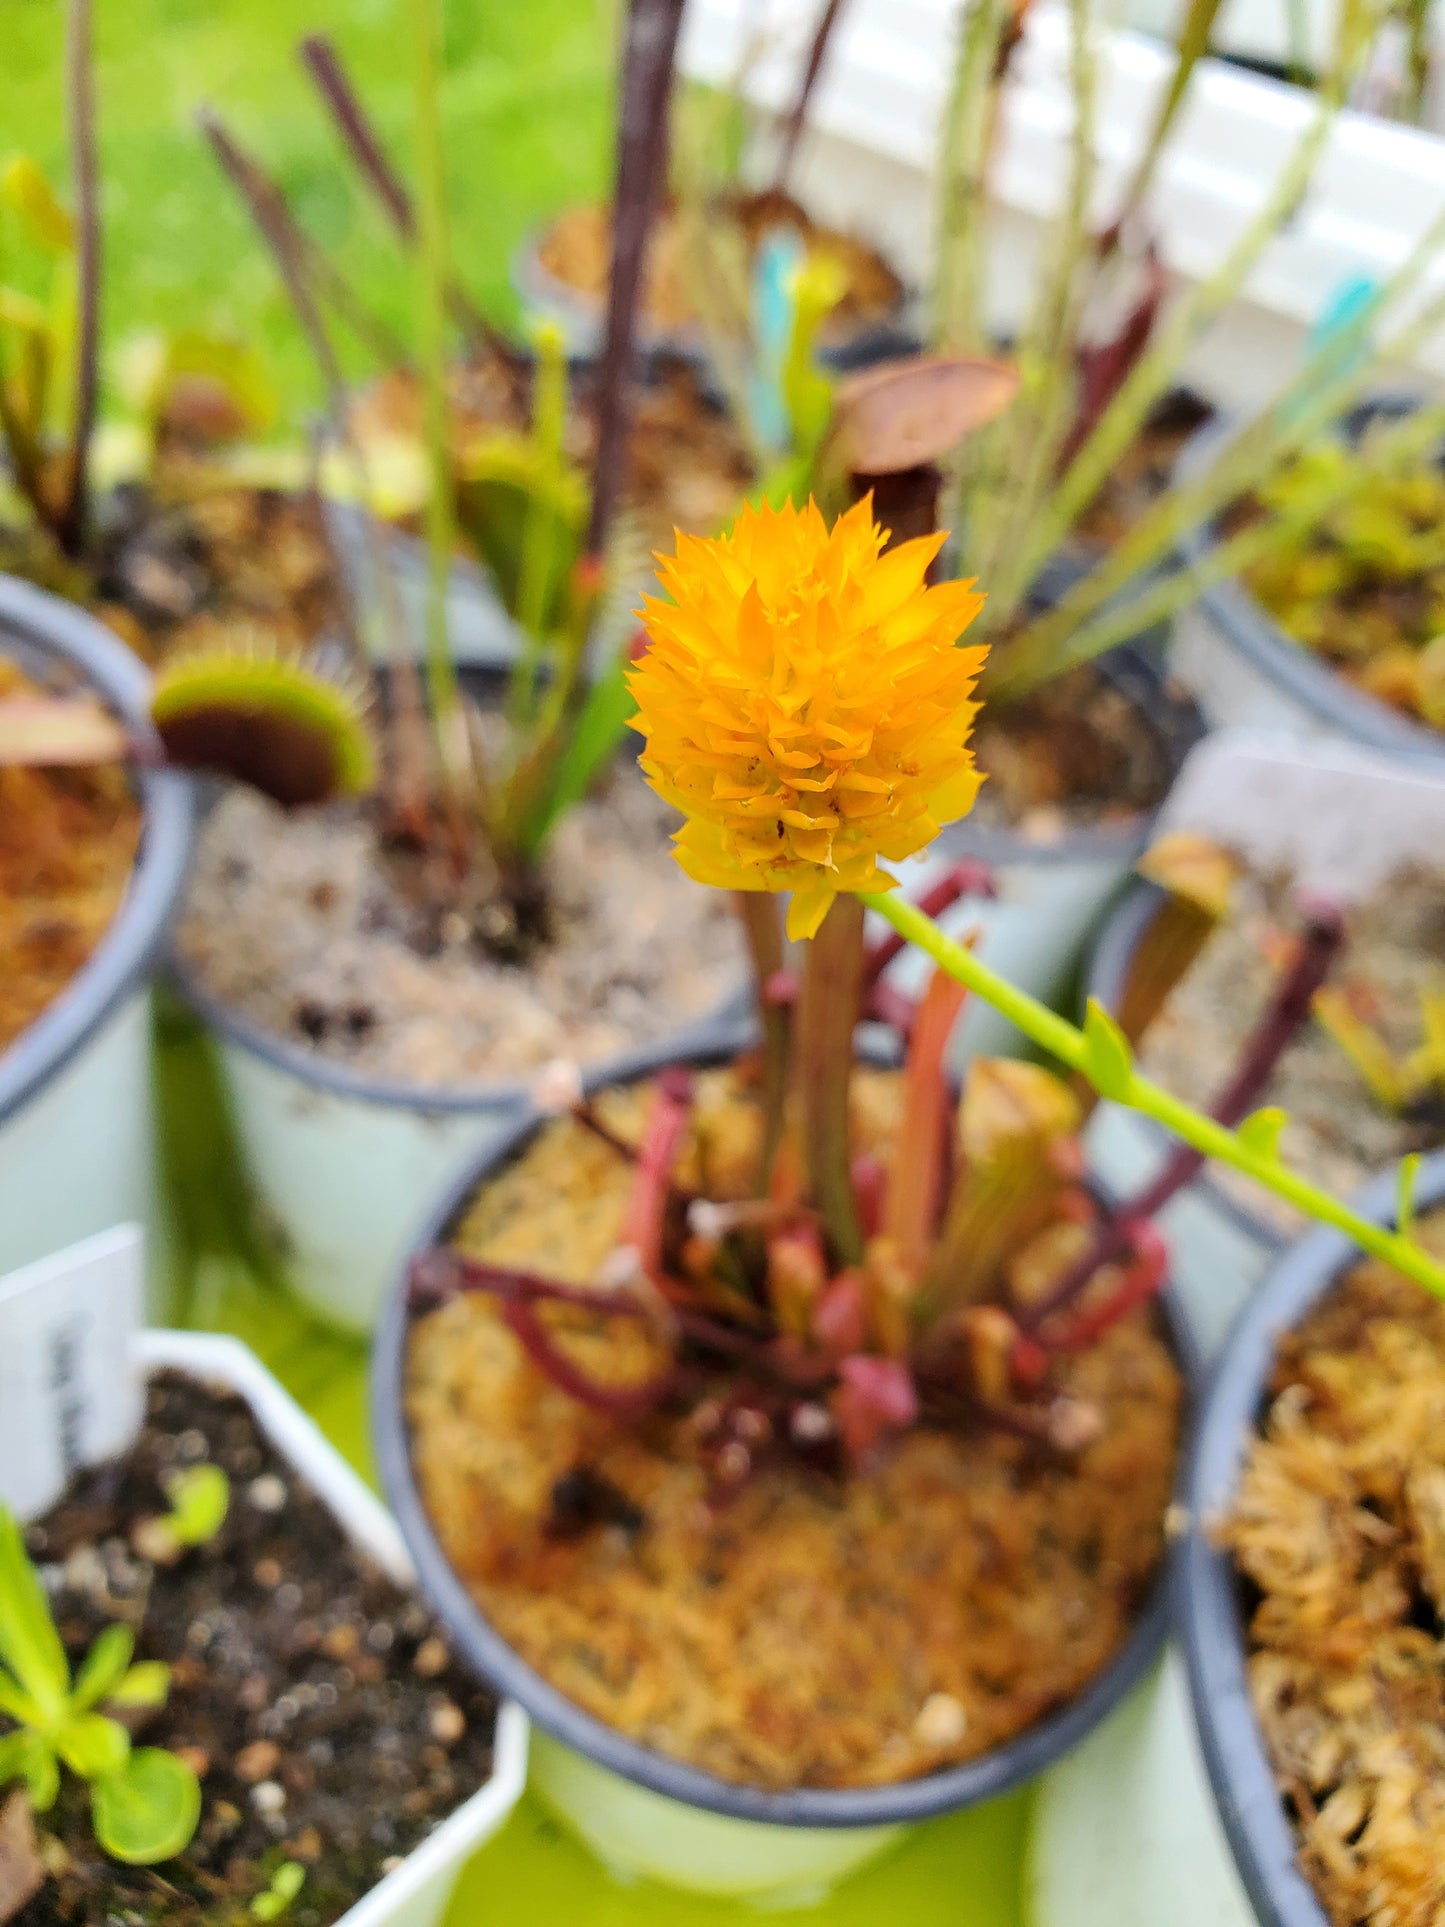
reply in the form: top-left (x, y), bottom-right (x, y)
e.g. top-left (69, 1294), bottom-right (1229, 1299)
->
top-left (0, 0), bottom-right (616, 414)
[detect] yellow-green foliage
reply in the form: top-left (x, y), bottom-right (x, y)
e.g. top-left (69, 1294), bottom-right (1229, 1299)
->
top-left (1246, 433), bottom-right (1445, 725)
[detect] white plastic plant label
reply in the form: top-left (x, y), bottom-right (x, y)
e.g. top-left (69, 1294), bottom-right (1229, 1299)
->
top-left (0, 1223), bottom-right (144, 1520)
top-left (1153, 730), bottom-right (1445, 903)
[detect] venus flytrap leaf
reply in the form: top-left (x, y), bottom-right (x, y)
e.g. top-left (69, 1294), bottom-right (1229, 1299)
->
top-left (106, 1663), bottom-right (171, 1711)
top-left (56, 1714), bottom-right (130, 1781)
top-left (91, 1749), bottom-right (201, 1866)
top-left (0, 1509), bottom-right (70, 1724)
top-left (0, 1506), bottom-right (201, 1866)
top-left (71, 1626), bottom-right (135, 1711)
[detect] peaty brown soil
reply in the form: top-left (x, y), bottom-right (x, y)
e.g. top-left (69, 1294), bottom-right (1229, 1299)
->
top-left (970, 659), bottom-right (1185, 838)
top-left (1222, 1212), bottom-right (1445, 1927)
top-left (0, 660), bottom-right (140, 1056)
top-left (175, 758), bottom-right (741, 1091)
top-left (15, 1370), bottom-right (497, 1927)
top-left (1139, 865), bottom-right (1445, 1235)
top-left (406, 1067), bottom-right (1183, 1792)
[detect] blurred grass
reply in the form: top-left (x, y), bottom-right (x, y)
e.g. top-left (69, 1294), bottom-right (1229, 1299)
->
top-left (0, 0), bottom-right (615, 415)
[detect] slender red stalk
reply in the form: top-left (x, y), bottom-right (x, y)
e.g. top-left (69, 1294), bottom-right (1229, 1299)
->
top-left (619, 1068), bottom-right (694, 1279)
top-left (796, 895), bottom-right (866, 1263)
top-left (736, 894), bottom-right (791, 1193)
top-left (883, 966), bottom-right (968, 1265)
top-left (585, 0), bottom-right (686, 555)
top-left (772, 0), bottom-right (846, 190)
top-left (1026, 1222), bottom-right (1168, 1354)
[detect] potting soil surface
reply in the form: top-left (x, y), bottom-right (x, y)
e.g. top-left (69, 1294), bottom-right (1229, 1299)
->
top-left (153, 1002), bottom-right (1032, 1923)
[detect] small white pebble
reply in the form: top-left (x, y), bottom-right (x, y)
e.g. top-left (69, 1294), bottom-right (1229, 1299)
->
top-left (912, 1693), bottom-right (968, 1751)
top-left (62, 1546), bottom-right (109, 1596)
top-left (429, 1701), bottom-right (466, 1745)
top-left (247, 1474), bottom-right (288, 1514)
top-left (379, 1857), bottom-right (404, 1877)
top-left (250, 1781), bottom-right (287, 1818)
top-left (790, 1403), bottom-right (833, 1444)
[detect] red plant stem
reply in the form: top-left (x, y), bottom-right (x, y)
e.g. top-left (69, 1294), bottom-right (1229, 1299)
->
top-left (585, 0), bottom-right (686, 556)
top-left (501, 1296), bottom-right (674, 1418)
top-left (773, 0), bottom-right (846, 190)
top-left (735, 893), bottom-right (791, 1193)
top-left (796, 894), bottom-right (866, 1264)
top-left (1029, 1222), bottom-right (1168, 1354)
top-left (199, 108), bottom-right (435, 844)
top-left (861, 860), bottom-right (996, 989)
top-left (619, 1068), bottom-right (694, 1278)
top-left (297, 32), bottom-right (515, 362)
top-left (410, 1247), bottom-right (654, 1317)
top-left (1018, 902), bottom-right (1347, 1335)
top-left (883, 966), bottom-right (968, 1265)
top-left (58, 0), bottom-right (100, 558)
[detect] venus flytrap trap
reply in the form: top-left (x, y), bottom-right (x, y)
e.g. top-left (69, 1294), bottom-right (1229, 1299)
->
top-left (0, 1508), bottom-right (200, 1867)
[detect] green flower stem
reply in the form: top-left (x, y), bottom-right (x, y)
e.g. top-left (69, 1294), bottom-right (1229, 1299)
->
top-left (860, 889), bottom-right (1445, 1299)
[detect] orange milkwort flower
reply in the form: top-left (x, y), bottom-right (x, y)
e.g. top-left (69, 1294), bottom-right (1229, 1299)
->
top-left (628, 497), bottom-right (988, 939)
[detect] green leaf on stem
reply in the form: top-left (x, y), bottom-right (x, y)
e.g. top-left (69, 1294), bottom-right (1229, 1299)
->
top-left (90, 1749), bottom-right (201, 1866)
top-left (1236, 1106), bottom-right (1288, 1161)
top-left (0, 1732), bottom-right (59, 1811)
top-left (1080, 1000), bottom-right (1136, 1102)
top-left (56, 1714), bottom-right (130, 1782)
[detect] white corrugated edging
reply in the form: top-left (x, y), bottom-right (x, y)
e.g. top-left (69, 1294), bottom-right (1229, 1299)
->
top-left (680, 0), bottom-right (1445, 403)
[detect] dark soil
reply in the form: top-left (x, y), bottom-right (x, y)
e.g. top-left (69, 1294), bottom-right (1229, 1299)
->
top-left (14, 1372), bottom-right (496, 1927)
top-left (972, 659), bottom-right (1187, 837)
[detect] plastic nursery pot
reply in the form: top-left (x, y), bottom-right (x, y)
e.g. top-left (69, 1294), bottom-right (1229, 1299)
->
top-left (1168, 402), bottom-right (1445, 765)
top-left (0, 575), bottom-right (194, 1305)
top-left (373, 1023), bottom-right (1199, 1904)
top-left (880, 553), bottom-right (1204, 1064)
top-left (1024, 1650), bottom-right (1256, 1927)
top-left (1179, 1150), bottom-right (1445, 1927)
top-left (119, 1327), bottom-right (529, 1927)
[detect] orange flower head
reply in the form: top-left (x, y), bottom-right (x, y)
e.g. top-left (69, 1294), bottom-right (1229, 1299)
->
top-left (628, 497), bottom-right (988, 939)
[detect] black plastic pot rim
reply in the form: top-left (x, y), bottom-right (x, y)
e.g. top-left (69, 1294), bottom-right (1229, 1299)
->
top-left (372, 1016), bottom-right (1200, 1831)
top-left (0, 574), bottom-right (195, 1131)
top-left (1179, 1149), bottom-right (1445, 1927)
top-left (1174, 402), bottom-right (1445, 766)
top-left (1084, 879), bottom-right (1289, 1254)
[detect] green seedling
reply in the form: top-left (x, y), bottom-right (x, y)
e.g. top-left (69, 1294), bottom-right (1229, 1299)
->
top-left (133, 1464), bottom-right (231, 1566)
top-left (0, 1507), bottom-right (201, 1867)
top-left (252, 1859), bottom-right (307, 1919)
